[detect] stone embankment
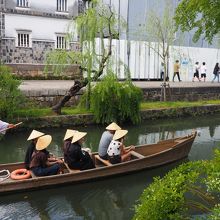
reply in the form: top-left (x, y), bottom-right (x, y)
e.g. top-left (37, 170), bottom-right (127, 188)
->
top-left (15, 104), bottom-right (220, 130)
top-left (20, 80), bottom-right (220, 107)
top-left (14, 80), bottom-right (220, 129)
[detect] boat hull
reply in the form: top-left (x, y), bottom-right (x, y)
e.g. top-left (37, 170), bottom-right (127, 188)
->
top-left (0, 132), bottom-right (196, 195)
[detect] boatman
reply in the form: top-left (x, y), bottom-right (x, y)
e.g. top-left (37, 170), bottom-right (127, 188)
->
top-left (0, 120), bottom-right (15, 135)
top-left (98, 122), bottom-right (121, 160)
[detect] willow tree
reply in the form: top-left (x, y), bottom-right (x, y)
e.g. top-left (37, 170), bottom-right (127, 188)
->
top-left (143, 2), bottom-right (176, 101)
top-left (46, 0), bottom-right (123, 114)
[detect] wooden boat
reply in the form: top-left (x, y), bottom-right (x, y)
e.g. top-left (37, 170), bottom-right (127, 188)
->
top-left (0, 131), bottom-right (197, 195)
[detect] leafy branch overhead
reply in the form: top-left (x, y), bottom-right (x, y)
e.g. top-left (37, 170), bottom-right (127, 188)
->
top-left (174, 0), bottom-right (220, 43)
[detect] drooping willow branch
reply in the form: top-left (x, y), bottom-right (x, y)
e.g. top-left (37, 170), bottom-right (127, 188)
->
top-left (51, 4), bottom-right (114, 114)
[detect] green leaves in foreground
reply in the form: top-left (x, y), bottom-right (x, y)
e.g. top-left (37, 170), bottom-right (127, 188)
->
top-left (133, 149), bottom-right (220, 219)
top-left (133, 161), bottom-right (205, 220)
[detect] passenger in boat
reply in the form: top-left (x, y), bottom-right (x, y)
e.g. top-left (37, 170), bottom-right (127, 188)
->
top-left (64, 131), bottom-right (95, 170)
top-left (24, 130), bottom-right (45, 169)
top-left (107, 129), bottom-right (135, 164)
top-left (63, 129), bottom-right (77, 160)
top-left (98, 122), bottom-right (121, 160)
top-left (0, 120), bottom-right (15, 134)
top-left (30, 135), bottom-right (64, 176)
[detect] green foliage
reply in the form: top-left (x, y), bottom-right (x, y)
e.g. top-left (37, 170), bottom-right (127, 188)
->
top-left (174, 0), bottom-right (220, 43)
top-left (204, 149), bottom-right (220, 193)
top-left (45, 0), bottom-right (125, 77)
top-left (133, 149), bottom-right (220, 219)
top-left (86, 72), bottom-right (142, 124)
top-left (0, 65), bottom-right (25, 119)
top-left (208, 204), bottom-right (220, 220)
top-left (133, 161), bottom-right (204, 220)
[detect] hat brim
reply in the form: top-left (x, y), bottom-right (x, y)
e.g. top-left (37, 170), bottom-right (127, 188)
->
top-left (113, 130), bottom-right (128, 141)
top-left (36, 135), bottom-right (52, 150)
top-left (27, 130), bottom-right (45, 141)
top-left (106, 122), bottom-right (121, 131)
top-left (64, 129), bottom-right (78, 140)
top-left (71, 132), bottom-right (87, 143)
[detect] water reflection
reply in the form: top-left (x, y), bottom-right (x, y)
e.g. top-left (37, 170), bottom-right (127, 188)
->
top-left (0, 161), bottom-right (184, 220)
top-left (1, 114), bottom-right (220, 219)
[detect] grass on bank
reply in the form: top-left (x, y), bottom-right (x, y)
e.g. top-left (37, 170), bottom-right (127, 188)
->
top-left (13, 100), bottom-right (220, 118)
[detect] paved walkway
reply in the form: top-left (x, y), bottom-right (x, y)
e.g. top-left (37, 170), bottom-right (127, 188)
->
top-left (19, 80), bottom-right (220, 92)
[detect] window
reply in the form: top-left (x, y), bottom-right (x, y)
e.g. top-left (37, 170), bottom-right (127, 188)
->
top-left (17, 0), bottom-right (29, 7)
top-left (56, 35), bottom-right (67, 49)
top-left (57, 0), bottom-right (67, 12)
top-left (17, 32), bottom-right (31, 47)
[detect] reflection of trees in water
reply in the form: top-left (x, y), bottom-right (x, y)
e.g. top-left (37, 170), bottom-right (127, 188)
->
top-left (2, 113), bottom-right (220, 163)
top-left (209, 125), bottom-right (216, 138)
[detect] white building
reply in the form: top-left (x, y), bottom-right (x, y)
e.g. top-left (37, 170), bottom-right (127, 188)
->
top-left (0, 0), bottom-right (80, 65)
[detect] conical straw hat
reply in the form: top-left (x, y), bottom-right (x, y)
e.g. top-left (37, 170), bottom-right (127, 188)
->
top-left (36, 135), bottom-right (52, 151)
top-left (106, 122), bottom-right (121, 131)
top-left (71, 131), bottom-right (87, 144)
top-left (27, 130), bottom-right (45, 141)
top-left (64, 129), bottom-right (78, 140)
top-left (113, 129), bottom-right (128, 141)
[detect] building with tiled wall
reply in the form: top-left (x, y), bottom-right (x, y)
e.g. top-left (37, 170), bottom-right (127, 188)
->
top-left (0, 0), bottom-right (80, 66)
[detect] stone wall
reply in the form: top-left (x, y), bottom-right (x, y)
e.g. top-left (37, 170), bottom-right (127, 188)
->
top-left (20, 85), bottom-right (220, 107)
top-left (142, 86), bottom-right (220, 102)
top-left (7, 63), bottom-right (80, 78)
top-left (11, 104), bottom-right (220, 129)
top-left (1, 38), bottom-right (54, 64)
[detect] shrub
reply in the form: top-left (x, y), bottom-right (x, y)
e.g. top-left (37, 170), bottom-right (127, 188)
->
top-left (88, 73), bottom-right (143, 124)
top-left (133, 161), bottom-right (205, 220)
top-left (0, 65), bottom-right (25, 119)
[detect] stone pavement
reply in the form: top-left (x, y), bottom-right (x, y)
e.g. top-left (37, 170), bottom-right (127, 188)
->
top-left (19, 80), bottom-right (220, 93)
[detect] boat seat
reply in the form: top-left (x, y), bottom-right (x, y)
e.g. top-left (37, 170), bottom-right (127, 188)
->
top-left (95, 155), bottom-right (112, 166)
top-left (30, 170), bottom-right (37, 178)
top-left (64, 162), bottom-right (81, 173)
top-left (130, 151), bottom-right (145, 159)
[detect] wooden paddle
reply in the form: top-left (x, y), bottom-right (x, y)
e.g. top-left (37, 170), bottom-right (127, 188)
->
top-left (0, 122), bottom-right (23, 134)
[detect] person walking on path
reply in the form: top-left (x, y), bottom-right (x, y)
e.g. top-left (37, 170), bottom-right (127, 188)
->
top-left (212, 63), bottom-right (220, 83)
top-left (160, 62), bottom-right (165, 81)
top-left (172, 60), bottom-right (181, 82)
top-left (200, 62), bottom-right (207, 82)
top-left (192, 62), bottom-right (201, 82)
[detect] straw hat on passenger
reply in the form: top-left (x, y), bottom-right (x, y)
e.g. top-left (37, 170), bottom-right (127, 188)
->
top-left (71, 131), bottom-right (87, 143)
top-left (36, 135), bottom-right (52, 150)
top-left (64, 129), bottom-right (78, 141)
top-left (113, 129), bottom-right (128, 141)
top-left (27, 130), bottom-right (45, 141)
top-left (106, 122), bottom-right (121, 131)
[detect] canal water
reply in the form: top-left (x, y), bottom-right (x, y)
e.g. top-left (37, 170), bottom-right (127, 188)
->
top-left (1, 114), bottom-right (220, 220)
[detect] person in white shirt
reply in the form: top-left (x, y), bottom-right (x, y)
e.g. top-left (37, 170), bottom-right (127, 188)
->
top-left (0, 120), bottom-right (14, 135)
top-left (107, 129), bottom-right (135, 164)
top-left (192, 62), bottom-right (201, 82)
top-left (200, 62), bottom-right (207, 82)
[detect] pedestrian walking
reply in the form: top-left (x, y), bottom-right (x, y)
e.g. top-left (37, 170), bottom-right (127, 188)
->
top-left (172, 60), bottom-right (181, 82)
top-left (192, 62), bottom-right (200, 82)
top-left (211, 63), bottom-right (220, 83)
top-left (200, 62), bottom-right (207, 82)
top-left (160, 62), bottom-right (165, 81)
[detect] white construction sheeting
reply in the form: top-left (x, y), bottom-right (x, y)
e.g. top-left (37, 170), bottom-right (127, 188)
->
top-left (94, 38), bottom-right (219, 81)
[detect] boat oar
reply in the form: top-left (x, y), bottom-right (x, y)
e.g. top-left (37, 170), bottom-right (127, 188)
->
top-left (0, 122), bottom-right (23, 134)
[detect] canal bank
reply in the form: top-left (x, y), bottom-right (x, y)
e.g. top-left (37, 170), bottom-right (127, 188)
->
top-left (20, 80), bottom-right (220, 107)
top-left (13, 104), bottom-right (220, 130)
